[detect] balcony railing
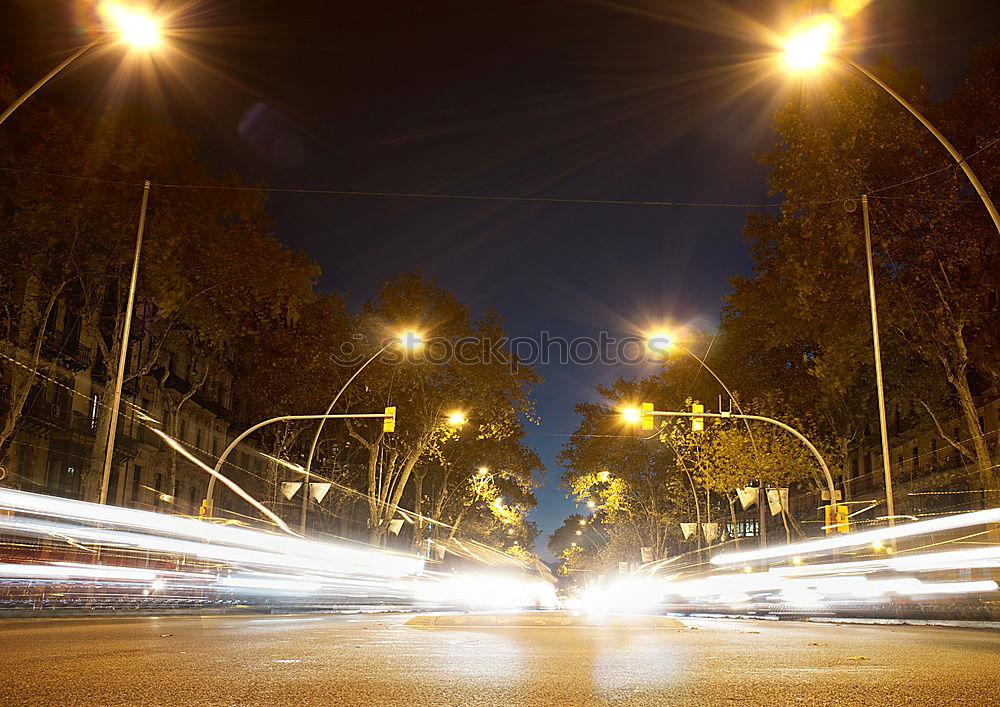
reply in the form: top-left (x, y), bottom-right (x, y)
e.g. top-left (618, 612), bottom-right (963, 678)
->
top-left (41, 331), bottom-right (92, 372)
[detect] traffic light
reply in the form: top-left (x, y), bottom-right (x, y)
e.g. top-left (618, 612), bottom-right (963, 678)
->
top-left (824, 504), bottom-right (849, 534)
top-left (691, 403), bottom-right (704, 432)
top-left (640, 402), bottom-right (654, 430)
top-left (383, 406), bottom-right (396, 433)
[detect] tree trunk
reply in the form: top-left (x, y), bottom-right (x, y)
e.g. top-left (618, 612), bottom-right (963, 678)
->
top-left (412, 471), bottom-right (425, 553)
top-left (0, 281), bottom-right (65, 459)
top-left (727, 495), bottom-right (740, 550)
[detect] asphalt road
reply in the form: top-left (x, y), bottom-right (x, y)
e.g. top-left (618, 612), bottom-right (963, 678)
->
top-left (1, 612), bottom-right (998, 705)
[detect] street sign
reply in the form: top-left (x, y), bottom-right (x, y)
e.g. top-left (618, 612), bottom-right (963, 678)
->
top-left (309, 482), bottom-right (332, 503)
top-left (280, 481), bottom-right (302, 500)
top-left (383, 406), bottom-right (396, 433)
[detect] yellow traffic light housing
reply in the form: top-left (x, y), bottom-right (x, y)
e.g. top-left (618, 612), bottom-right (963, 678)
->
top-left (824, 504), bottom-right (849, 534)
top-left (383, 406), bottom-right (397, 433)
top-left (691, 403), bottom-right (704, 432)
top-left (640, 402), bottom-right (654, 430)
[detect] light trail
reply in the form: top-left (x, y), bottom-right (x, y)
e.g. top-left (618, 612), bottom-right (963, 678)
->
top-left (711, 504), bottom-right (1000, 565)
top-left (0, 488), bottom-right (553, 611)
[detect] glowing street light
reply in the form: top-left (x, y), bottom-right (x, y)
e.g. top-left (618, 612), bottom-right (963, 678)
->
top-left (646, 332), bottom-right (673, 354)
top-left (101, 3), bottom-right (163, 50)
top-left (0, 3), bottom-right (164, 127)
top-left (447, 411), bottom-right (468, 427)
top-left (780, 14), bottom-right (842, 71)
top-left (400, 331), bottom-right (422, 351)
top-left (620, 407), bottom-right (641, 424)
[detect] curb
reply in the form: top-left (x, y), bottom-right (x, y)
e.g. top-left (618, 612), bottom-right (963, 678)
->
top-left (405, 612), bottom-right (685, 628)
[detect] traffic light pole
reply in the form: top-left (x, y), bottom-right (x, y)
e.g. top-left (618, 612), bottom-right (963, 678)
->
top-left (201, 410), bottom-right (395, 519)
top-left (646, 408), bottom-right (837, 504)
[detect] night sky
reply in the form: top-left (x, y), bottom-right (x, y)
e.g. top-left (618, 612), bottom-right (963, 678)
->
top-left (3, 0), bottom-right (998, 558)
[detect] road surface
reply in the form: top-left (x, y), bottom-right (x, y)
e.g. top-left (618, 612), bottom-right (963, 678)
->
top-left (1, 612), bottom-right (998, 705)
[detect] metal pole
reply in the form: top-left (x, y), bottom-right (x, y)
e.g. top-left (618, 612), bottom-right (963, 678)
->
top-left (862, 195), bottom-right (896, 526)
top-left (99, 179), bottom-right (150, 505)
top-left (299, 343), bottom-right (391, 533)
top-left (202, 411), bottom-right (392, 514)
top-left (758, 477), bottom-right (767, 555)
top-left (649, 409), bottom-right (837, 502)
top-left (840, 57), bottom-right (1000, 237)
top-left (0, 39), bottom-right (102, 127)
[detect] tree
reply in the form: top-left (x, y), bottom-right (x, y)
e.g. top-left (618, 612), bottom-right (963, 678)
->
top-left (558, 379), bottom-right (693, 563)
top-left (732, 50), bottom-right (1000, 504)
top-left (0, 102), bottom-right (317, 500)
top-left (337, 272), bottom-right (540, 544)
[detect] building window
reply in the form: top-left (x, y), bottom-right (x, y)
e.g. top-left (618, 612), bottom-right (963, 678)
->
top-left (912, 445), bottom-right (919, 471)
top-left (931, 439), bottom-right (938, 468)
top-left (154, 473), bottom-right (163, 506)
top-left (131, 465), bottom-right (143, 504)
top-left (196, 427), bottom-right (203, 450)
top-left (864, 454), bottom-right (872, 476)
top-left (851, 458), bottom-right (859, 479)
top-left (89, 393), bottom-right (100, 431)
top-left (179, 418), bottom-right (187, 441)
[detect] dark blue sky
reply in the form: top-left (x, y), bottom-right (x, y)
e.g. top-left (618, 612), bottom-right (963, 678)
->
top-left (3, 0), bottom-right (997, 558)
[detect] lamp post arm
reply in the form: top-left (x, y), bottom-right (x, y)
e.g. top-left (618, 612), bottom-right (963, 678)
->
top-left (303, 344), bottom-right (391, 477)
top-left (650, 409), bottom-right (836, 501)
top-left (299, 343), bottom-right (392, 533)
top-left (838, 56), bottom-right (1000, 237)
top-left (0, 39), bottom-right (103, 127)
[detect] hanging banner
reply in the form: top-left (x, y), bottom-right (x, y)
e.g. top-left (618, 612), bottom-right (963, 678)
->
top-left (702, 523), bottom-right (720, 543)
top-left (388, 519), bottom-right (405, 536)
top-left (680, 522), bottom-right (698, 540)
top-left (767, 488), bottom-right (789, 516)
top-left (280, 482), bottom-right (302, 500)
top-left (737, 487), bottom-right (758, 510)
top-left (309, 482), bottom-right (332, 503)
top-left (640, 547), bottom-right (654, 563)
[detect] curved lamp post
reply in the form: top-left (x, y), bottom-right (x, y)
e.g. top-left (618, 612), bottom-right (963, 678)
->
top-left (0, 3), bottom-right (163, 127)
top-left (779, 14), bottom-right (1000, 235)
top-left (201, 411), bottom-right (394, 519)
top-left (627, 405), bottom-right (837, 506)
top-left (297, 332), bottom-right (421, 533)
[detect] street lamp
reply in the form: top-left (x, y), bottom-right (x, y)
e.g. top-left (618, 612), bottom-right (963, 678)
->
top-left (778, 14), bottom-right (1000, 236)
top-left (0, 3), bottom-right (163, 126)
top-left (297, 331), bottom-right (421, 532)
top-left (447, 411), bottom-right (468, 427)
top-left (620, 407), bottom-right (641, 424)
